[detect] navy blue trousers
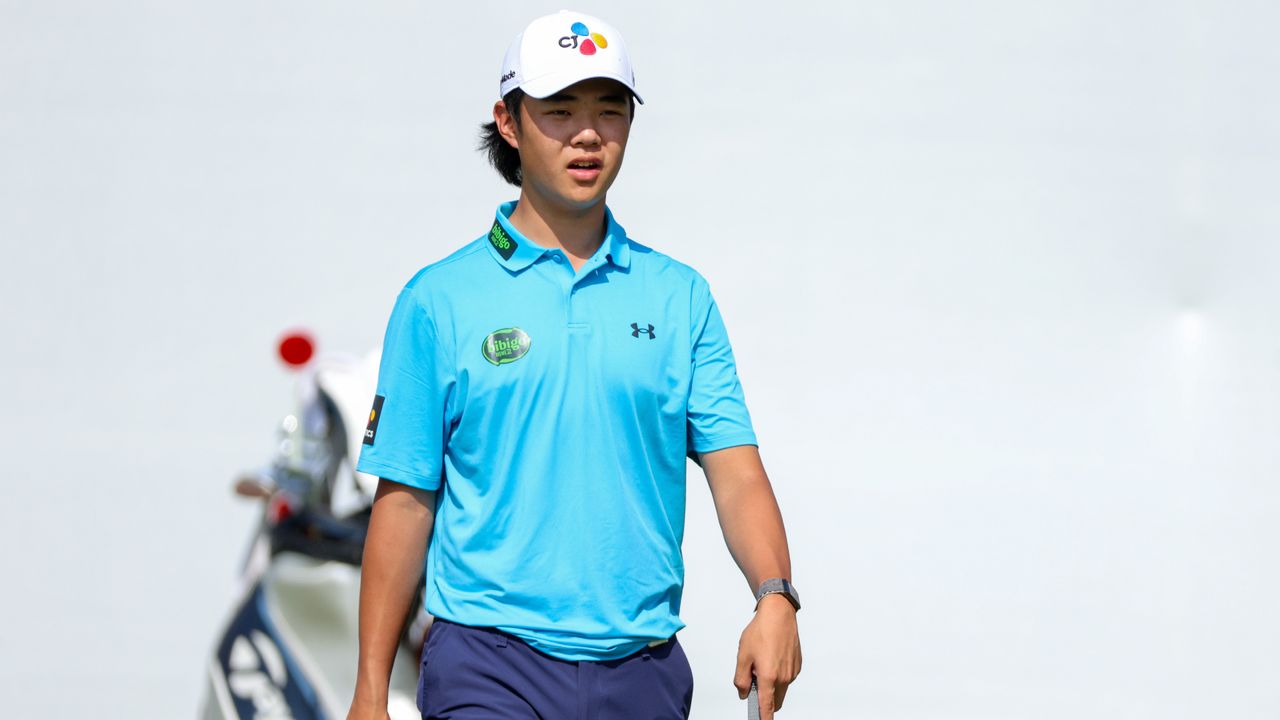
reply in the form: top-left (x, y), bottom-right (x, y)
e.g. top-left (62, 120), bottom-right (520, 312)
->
top-left (417, 618), bottom-right (694, 719)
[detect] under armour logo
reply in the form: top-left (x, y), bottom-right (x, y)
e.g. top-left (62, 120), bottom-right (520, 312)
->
top-left (631, 322), bottom-right (655, 339)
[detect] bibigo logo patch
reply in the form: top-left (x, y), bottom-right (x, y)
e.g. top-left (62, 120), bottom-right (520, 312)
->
top-left (482, 327), bottom-right (532, 366)
top-left (558, 21), bottom-right (608, 55)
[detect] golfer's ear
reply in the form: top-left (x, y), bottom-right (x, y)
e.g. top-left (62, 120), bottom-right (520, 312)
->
top-left (494, 100), bottom-right (519, 149)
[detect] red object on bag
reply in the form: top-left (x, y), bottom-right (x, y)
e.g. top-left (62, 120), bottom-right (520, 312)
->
top-left (278, 331), bottom-right (315, 368)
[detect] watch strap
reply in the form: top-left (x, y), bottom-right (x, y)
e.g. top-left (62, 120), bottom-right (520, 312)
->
top-left (754, 577), bottom-right (800, 612)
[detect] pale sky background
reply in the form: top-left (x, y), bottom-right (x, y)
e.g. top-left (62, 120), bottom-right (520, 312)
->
top-left (2, 0), bottom-right (1278, 717)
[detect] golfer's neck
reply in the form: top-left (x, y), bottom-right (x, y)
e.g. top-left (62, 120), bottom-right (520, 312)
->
top-left (507, 189), bottom-right (607, 261)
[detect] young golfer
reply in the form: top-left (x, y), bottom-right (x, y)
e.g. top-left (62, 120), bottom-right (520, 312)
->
top-left (347, 10), bottom-right (800, 719)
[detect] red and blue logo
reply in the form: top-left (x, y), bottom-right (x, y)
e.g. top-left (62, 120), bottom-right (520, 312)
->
top-left (558, 21), bottom-right (608, 55)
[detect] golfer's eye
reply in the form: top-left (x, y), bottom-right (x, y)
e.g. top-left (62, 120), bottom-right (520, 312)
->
top-left (548, 109), bottom-right (571, 117)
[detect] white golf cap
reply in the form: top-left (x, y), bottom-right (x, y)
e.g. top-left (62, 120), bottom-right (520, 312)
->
top-left (499, 10), bottom-right (643, 104)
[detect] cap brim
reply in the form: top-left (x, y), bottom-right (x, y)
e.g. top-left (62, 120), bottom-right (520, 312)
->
top-left (520, 73), bottom-right (644, 105)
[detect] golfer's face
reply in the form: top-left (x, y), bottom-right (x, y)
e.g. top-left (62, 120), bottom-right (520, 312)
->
top-left (517, 77), bottom-right (632, 210)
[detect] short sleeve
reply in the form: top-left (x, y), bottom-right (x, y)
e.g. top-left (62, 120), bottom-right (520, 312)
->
top-left (686, 275), bottom-right (758, 465)
top-left (355, 286), bottom-right (454, 491)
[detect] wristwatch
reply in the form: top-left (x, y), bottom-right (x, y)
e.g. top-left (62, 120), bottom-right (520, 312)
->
top-left (754, 578), bottom-right (800, 612)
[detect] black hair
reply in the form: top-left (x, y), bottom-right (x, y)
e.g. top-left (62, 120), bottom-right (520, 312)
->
top-left (479, 88), bottom-right (528, 187)
top-left (478, 86), bottom-right (637, 187)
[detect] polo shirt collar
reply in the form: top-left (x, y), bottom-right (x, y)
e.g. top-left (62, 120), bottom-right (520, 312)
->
top-left (485, 200), bottom-right (632, 273)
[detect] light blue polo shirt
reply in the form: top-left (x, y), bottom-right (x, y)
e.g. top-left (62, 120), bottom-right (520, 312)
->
top-left (355, 199), bottom-right (758, 661)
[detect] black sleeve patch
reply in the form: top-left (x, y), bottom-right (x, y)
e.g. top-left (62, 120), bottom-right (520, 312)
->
top-left (363, 394), bottom-right (385, 446)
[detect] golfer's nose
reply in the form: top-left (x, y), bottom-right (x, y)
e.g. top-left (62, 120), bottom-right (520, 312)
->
top-left (573, 125), bottom-right (602, 148)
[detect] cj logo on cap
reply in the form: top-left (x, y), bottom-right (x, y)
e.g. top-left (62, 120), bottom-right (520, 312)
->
top-left (558, 21), bottom-right (608, 55)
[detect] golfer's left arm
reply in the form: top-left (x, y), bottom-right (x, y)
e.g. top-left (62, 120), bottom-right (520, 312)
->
top-left (700, 443), bottom-right (801, 719)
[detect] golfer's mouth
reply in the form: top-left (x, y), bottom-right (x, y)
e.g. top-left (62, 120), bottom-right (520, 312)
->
top-left (567, 157), bottom-right (603, 180)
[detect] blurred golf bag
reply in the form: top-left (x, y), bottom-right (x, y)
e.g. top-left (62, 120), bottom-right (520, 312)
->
top-left (199, 337), bottom-right (428, 719)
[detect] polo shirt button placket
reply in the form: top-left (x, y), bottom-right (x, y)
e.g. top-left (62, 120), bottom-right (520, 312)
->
top-left (551, 249), bottom-right (601, 330)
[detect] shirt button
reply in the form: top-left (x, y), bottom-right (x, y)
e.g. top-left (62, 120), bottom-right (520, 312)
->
top-left (552, 254), bottom-right (563, 262)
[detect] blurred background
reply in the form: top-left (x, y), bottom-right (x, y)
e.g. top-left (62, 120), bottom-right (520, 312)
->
top-left (3, 0), bottom-right (1278, 717)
